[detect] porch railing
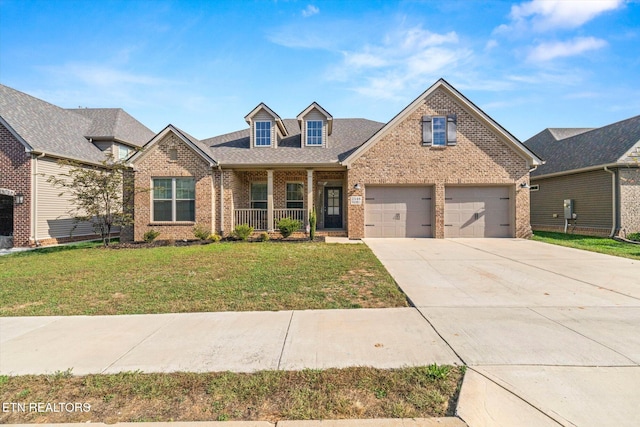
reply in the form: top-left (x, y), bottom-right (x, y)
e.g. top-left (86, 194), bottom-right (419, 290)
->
top-left (234, 209), bottom-right (268, 231)
top-left (233, 208), bottom-right (307, 232)
top-left (273, 209), bottom-right (306, 231)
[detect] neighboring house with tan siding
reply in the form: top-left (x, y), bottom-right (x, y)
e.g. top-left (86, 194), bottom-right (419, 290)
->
top-left (128, 79), bottom-right (542, 241)
top-left (524, 115), bottom-right (640, 237)
top-left (0, 84), bottom-right (154, 248)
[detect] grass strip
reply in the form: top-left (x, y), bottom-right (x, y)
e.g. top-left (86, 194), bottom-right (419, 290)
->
top-left (0, 242), bottom-right (408, 316)
top-left (531, 231), bottom-right (640, 260)
top-left (0, 366), bottom-right (464, 423)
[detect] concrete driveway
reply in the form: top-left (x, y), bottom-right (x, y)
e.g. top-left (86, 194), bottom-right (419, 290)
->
top-left (365, 238), bottom-right (640, 427)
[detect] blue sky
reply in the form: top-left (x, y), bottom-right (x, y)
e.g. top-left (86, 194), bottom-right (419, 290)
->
top-left (1, 0), bottom-right (638, 141)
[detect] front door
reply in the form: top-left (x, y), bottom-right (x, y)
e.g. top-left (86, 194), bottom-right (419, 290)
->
top-left (324, 187), bottom-right (343, 228)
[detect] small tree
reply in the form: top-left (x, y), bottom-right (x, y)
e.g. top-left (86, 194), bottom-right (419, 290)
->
top-left (309, 207), bottom-right (317, 241)
top-left (47, 155), bottom-right (139, 247)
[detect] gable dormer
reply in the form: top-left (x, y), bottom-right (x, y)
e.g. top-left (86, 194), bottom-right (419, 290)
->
top-left (297, 102), bottom-right (332, 148)
top-left (244, 103), bottom-right (287, 148)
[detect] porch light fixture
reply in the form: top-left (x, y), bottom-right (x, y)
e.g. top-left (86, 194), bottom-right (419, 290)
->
top-left (520, 183), bottom-right (531, 189)
top-left (15, 194), bottom-right (24, 204)
top-left (354, 183), bottom-right (361, 190)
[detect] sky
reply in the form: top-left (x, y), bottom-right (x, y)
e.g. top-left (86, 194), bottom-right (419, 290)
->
top-left (0, 0), bottom-right (639, 142)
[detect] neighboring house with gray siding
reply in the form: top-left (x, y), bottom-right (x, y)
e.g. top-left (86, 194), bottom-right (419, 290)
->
top-left (524, 115), bottom-right (640, 237)
top-left (0, 84), bottom-right (154, 248)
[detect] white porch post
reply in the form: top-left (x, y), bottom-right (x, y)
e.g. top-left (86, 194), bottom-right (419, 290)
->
top-left (267, 170), bottom-right (274, 232)
top-left (307, 169), bottom-right (313, 224)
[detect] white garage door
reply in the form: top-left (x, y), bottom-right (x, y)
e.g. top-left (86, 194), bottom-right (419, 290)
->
top-left (445, 186), bottom-right (512, 238)
top-left (365, 186), bottom-right (432, 237)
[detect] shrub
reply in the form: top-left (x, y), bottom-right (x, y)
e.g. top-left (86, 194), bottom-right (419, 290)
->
top-left (278, 217), bottom-right (302, 238)
top-left (233, 224), bottom-right (254, 241)
top-left (309, 208), bottom-right (317, 241)
top-left (193, 224), bottom-right (211, 241)
top-left (143, 229), bottom-right (160, 242)
top-left (208, 234), bottom-right (221, 242)
top-left (259, 232), bottom-right (270, 242)
top-left (627, 232), bottom-right (640, 242)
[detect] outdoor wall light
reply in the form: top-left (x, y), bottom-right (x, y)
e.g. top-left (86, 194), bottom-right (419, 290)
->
top-left (519, 183), bottom-right (531, 189)
top-left (15, 194), bottom-right (24, 204)
top-left (354, 183), bottom-right (361, 190)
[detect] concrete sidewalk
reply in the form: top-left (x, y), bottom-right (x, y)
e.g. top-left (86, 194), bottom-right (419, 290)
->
top-left (0, 308), bottom-right (461, 375)
top-left (365, 238), bottom-right (640, 427)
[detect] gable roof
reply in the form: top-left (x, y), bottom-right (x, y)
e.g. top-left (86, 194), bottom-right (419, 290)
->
top-left (342, 78), bottom-right (542, 167)
top-left (68, 108), bottom-right (154, 147)
top-left (203, 118), bottom-right (383, 166)
top-left (525, 115), bottom-right (640, 177)
top-left (128, 124), bottom-right (217, 167)
top-left (297, 102), bottom-right (333, 135)
top-left (0, 84), bottom-right (154, 164)
top-left (244, 102), bottom-right (288, 137)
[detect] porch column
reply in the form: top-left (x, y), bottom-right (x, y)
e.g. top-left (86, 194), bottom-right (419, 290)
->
top-left (267, 170), bottom-right (274, 232)
top-left (307, 169), bottom-right (313, 224)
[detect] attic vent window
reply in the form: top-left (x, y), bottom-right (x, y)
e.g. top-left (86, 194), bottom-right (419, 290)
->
top-left (169, 148), bottom-right (178, 161)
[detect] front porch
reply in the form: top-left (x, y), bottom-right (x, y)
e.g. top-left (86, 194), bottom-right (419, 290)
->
top-left (226, 169), bottom-right (347, 233)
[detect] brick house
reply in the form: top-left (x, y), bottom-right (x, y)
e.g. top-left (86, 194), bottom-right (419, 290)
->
top-left (524, 116), bottom-right (640, 237)
top-left (0, 84), bottom-right (154, 248)
top-left (128, 79), bottom-right (542, 240)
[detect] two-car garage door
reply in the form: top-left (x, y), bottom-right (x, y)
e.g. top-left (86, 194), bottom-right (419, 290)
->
top-left (364, 185), bottom-right (512, 238)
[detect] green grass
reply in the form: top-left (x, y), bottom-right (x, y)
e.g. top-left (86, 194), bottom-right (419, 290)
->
top-left (0, 366), bottom-right (464, 424)
top-left (0, 242), bottom-right (407, 316)
top-left (531, 231), bottom-right (640, 260)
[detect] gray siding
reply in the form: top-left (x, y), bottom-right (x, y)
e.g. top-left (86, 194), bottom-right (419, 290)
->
top-left (531, 169), bottom-right (612, 231)
top-left (36, 157), bottom-right (100, 239)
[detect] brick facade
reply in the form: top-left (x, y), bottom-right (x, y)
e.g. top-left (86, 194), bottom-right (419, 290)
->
top-left (619, 168), bottom-right (640, 235)
top-left (347, 87), bottom-right (532, 239)
top-left (131, 133), bottom-right (214, 241)
top-left (0, 123), bottom-right (31, 247)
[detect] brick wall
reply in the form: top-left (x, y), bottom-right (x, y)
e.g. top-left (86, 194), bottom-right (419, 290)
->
top-left (0, 124), bottom-right (31, 247)
top-left (620, 167), bottom-right (640, 234)
top-left (132, 133), bottom-right (214, 241)
top-left (347, 87), bottom-right (531, 239)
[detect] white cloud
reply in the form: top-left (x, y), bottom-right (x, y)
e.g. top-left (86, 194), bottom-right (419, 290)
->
top-left (501, 0), bottom-right (624, 33)
top-left (485, 39), bottom-right (499, 50)
top-left (528, 37), bottom-right (608, 61)
top-left (302, 5), bottom-right (319, 18)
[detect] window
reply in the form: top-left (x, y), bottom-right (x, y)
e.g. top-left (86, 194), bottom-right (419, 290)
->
top-left (306, 120), bottom-right (323, 145)
top-left (153, 178), bottom-right (195, 222)
top-left (432, 117), bottom-right (446, 146)
top-left (118, 145), bottom-right (130, 160)
top-left (251, 182), bottom-right (267, 209)
top-left (255, 121), bottom-right (271, 146)
top-left (286, 183), bottom-right (304, 209)
top-left (422, 115), bottom-right (456, 146)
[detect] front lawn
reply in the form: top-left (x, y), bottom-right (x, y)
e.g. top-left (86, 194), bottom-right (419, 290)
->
top-left (0, 366), bottom-right (464, 423)
top-left (531, 231), bottom-right (640, 260)
top-left (0, 242), bottom-right (408, 316)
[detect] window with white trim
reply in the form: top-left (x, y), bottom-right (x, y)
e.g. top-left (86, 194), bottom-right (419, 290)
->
top-left (251, 182), bottom-right (267, 209)
top-left (286, 183), bottom-right (304, 209)
top-left (152, 178), bottom-right (195, 222)
top-left (432, 117), bottom-right (446, 146)
top-left (306, 120), bottom-right (323, 145)
top-left (255, 121), bottom-right (271, 146)
top-left (118, 144), bottom-right (130, 160)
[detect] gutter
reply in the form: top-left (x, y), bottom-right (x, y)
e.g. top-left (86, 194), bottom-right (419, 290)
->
top-left (530, 162), bottom-right (633, 181)
top-left (603, 166), bottom-right (617, 238)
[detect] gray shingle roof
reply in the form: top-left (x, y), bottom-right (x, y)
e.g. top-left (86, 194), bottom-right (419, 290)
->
top-left (203, 118), bottom-right (384, 165)
top-left (0, 84), bottom-right (153, 163)
top-left (68, 108), bottom-right (154, 147)
top-left (525, 115), bottom-right (640, 177)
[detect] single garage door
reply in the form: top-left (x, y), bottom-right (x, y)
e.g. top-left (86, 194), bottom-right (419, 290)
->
top-left (445, 186), bottom-right (512, 237)
top-left (365, 186), bottom-right (432, 237)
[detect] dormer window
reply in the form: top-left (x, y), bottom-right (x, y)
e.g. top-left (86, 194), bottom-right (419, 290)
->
top-left (306, 120), bottom-right (323, 146)
top-left (255, 121), bottom-right (272, 147)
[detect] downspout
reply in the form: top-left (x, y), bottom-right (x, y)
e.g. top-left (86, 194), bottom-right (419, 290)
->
top-left (604, 166), bottom-right (617, 237)
top-left (218, 165), bottom-right (224, 236)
